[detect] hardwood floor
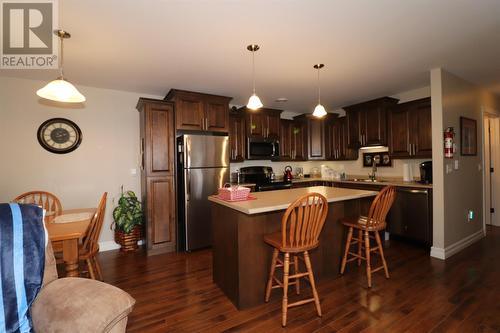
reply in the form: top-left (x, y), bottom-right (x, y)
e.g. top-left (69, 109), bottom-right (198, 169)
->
top-left (97, 226), bottom-right (500, 332)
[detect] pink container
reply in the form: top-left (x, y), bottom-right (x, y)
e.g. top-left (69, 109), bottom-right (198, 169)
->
top-left (218, 185), bottom-right (251, 201)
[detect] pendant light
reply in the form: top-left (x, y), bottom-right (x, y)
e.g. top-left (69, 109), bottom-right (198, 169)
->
top-left (312, 64), bottom-right (327, 118)
top-left (37, 30), bottom-right (86, 103)
top-left (246, 44), bottom-right (263, 110)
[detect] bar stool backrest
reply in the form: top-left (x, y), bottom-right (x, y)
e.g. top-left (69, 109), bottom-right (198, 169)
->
top-left (281, 193), bottom-right (328, 250)
top-left (366, 186), bottom-right (396, 228)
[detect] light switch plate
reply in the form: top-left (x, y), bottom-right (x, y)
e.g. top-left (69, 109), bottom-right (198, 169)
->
top-left (454, 160), bottom-right (459, 170)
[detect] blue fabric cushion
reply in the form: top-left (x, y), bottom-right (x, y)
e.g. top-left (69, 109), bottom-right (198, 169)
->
top-left (0, 204), bottom-right (45, 333)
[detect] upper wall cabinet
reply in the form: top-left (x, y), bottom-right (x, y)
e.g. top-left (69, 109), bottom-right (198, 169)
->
top-left (344, 97), bottom-right (399, 148)
top-left (294, 114), bottom-right (325, 160)
top-left (280, 118), bottom-right (308, 161)
top-left (389, 97), bottom-right (432, 159)
top-left (325, 115), bottom-right (358, 161)
top-left (240, 107), bottom-right (282, 140)
top-left (165, 89), bottom-right (232, 133)
top-left (229, 109), bottom-right (246, 162)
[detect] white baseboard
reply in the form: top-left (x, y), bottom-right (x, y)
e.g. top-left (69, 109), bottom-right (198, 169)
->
top-left (430, 229), bottom-right (485, 260)
top-left (99, 240), bottom-right (144, 252)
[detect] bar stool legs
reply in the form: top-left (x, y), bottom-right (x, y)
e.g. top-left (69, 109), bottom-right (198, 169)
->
top-left (265, 250), bottom-right (322, 327)
top-left (340, 226), bottom-right (390, 288)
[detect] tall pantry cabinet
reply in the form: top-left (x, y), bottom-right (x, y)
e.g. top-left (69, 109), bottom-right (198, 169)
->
top-left (137, 98), bottom-right (176, 255)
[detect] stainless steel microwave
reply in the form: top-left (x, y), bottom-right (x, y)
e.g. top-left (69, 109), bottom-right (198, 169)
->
top-left (247, 138), bottom-right (280, 160)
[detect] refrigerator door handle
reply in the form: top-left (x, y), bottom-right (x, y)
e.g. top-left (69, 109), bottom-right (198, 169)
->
top-left (186, 170), bottom-right (191, 201)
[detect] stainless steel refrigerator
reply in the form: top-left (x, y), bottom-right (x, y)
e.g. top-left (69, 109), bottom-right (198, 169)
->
top-left (177, 134), bottom-right (229, 251)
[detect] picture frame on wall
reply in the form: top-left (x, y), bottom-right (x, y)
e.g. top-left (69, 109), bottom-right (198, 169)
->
top-left (460, 116), bottom-right (477, 156)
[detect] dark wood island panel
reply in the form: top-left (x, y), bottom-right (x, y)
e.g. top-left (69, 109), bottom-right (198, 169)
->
top-left (211, 197), bottom-right (371, 309)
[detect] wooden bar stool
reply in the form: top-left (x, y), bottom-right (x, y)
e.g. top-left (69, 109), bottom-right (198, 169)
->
top-left (264, 193), bottom-right (328, 327)
top-left (340, 186), bottom-right (396, 287)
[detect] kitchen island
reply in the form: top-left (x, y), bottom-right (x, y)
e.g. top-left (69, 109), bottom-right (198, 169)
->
top-left (208, 186), bottom-right (377, 309)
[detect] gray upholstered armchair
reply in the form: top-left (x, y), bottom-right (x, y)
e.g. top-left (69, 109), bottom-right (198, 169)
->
top-left (31, 242), bottom-right (135, 332)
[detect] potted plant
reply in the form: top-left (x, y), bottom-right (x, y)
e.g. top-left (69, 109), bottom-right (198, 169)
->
top-left (112, 189), bottom-right (143, 252)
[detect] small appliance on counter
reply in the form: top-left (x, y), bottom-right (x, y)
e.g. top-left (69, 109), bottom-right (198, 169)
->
top-left (239, 166), bottom-right (292, 191)
top-left (419, 161), bottom-right (432, 184)
top-left (295, 167), bottom-right (304, 178)
top-left (284, 166), bottom-right (293, 182)
top-left (310, 167), bottom-right (321, 178)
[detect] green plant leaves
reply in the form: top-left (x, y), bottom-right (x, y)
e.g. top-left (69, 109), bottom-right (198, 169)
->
top-left (112, 190), bottom-right (143, 234)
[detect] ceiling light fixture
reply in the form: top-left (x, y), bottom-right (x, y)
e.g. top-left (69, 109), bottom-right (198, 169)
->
top-left (246, 44), bottom-right (263, 110)
top-left (37, 30), bottom-right (86, 103)
top-left (312, 64), bottom-right (327, 118)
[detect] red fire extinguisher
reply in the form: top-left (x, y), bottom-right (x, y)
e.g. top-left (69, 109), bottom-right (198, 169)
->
top-left (444, 127), bottom-right (454, 159)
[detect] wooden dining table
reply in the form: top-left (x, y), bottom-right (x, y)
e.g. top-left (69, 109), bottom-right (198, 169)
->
top-left (45, 208), bottom-right (96, 277)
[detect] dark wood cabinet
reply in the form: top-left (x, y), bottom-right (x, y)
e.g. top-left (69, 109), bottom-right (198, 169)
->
top-left (344, 97), bottom-right (399, 148)
top-left (389, 97), bottom-right (432, 159)
top-left (279, 119), bottom-right (307, 161)
top-left (279, 119), bottom-right (293, 160)
top-left (145, 177), bottom-right (176, 250)
top-left (294, 114), bottom-right (325, 160)
top-left (325, 115), bottom-right (358, 161)
top-left (165, 89), bottom-right (232, 133)
top-left (291, 119), bottom-right (308, 161)
top-left (242, 107), bottom-right (282, 140)
top-left (229, 111), bottom-right (246, 162)
top-left (137, 98), bottom-right (176, 255)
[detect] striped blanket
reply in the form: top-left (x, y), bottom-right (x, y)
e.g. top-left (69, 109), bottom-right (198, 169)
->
top-left (0, 204), bottom-right (45, 333)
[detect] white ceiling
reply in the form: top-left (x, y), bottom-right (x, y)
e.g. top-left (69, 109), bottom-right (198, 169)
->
top-left (1, 0), bottom-right (500, 112)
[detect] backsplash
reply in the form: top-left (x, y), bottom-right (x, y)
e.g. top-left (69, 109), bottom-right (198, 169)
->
top-left (230, 148), bottom-right (429, 180)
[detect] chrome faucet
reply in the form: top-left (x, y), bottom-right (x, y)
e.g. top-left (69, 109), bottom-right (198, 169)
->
top-left (368, 160), bottom-right (377, 181)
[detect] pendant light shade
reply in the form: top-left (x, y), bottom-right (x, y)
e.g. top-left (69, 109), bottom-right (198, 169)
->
top-left (312, 63), bottom-right (326, 118)
top-left (37, 30), bottom-right (86, 103)
top-left (247, 93), bottom-right (263, 110)
top-left (313, 103), bottom-right (327, 118)
top-left (246, 44), bottom-right (263, 110)
top-left (37, 78), bottom-right (86, 103)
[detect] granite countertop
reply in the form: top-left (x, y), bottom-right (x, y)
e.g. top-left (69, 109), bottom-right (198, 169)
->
top-left (290, 177), bottom-right (433, 189)
top-left (230, 178), bottom-right (432, 189)
top-left (209, 186), bottom-right (377, 215)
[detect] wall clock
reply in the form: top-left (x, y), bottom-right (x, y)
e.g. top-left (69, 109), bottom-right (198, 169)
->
top-left (37, 118), bottom-right (82, 154)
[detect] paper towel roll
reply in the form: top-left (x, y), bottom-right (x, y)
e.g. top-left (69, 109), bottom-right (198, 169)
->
top-left (403, 163), bottom-right (411, 182)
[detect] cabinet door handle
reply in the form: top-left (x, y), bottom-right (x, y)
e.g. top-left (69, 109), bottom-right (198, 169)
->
top-left (140, 138), bottom-right (145, 170)
top-left (408, 143), bottom-right (411, 156)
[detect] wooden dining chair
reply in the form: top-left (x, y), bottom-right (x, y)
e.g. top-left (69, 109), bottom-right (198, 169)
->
top-left (340, 186), bottom-right (396, 287)
top-left (13, 191), bottom-right (62, 222)
top-left (79, 192), bottom-right (107, 281)
top-left (264, 192), bottom-right (328, 327)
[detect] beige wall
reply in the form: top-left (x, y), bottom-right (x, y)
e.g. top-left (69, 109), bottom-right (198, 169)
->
top-left (431, 68), bottom-right (500, 256)
top-left (0, 76), bottom-right (159, 248)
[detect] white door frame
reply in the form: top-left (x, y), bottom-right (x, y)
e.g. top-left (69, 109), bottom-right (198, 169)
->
top-left (482, 107), bottom-right (500, 230)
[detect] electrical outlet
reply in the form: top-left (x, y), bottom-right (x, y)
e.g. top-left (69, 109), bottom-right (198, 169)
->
top-left (467, 210), bottom-right (474, 222)
top-left (454, 160), bottom-right (459, 170)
